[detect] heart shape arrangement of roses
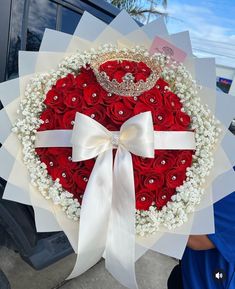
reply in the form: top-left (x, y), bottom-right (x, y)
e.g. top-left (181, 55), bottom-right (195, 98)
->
top-left (35, 59), bottom-right (194, 212)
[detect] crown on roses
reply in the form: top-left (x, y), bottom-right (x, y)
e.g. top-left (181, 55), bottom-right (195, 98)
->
top-left (90, 50), bottom-right (160, 97)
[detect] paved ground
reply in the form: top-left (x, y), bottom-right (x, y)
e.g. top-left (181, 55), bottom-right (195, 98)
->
top-left (0, 247), bottom-right (177, 289)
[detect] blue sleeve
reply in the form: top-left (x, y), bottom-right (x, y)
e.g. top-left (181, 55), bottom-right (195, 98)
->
top-left (207, 191), bottom-right (235, 264)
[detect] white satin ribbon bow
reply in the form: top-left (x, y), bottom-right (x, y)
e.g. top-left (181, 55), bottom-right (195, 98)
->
top-left (68, 111), bottom-right (155, 289)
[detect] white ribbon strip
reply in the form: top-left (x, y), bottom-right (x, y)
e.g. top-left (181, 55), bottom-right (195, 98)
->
top-left (35, 130), bottom-right (196, 150)
top-left (33, 112), bottom-right (195, 289)
top-left (68, 111), bottom-right (154, 289)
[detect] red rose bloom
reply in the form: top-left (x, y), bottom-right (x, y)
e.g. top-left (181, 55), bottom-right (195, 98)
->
top-left (132, 155), bottom-right (155, 170)
top-left (82, 104), bottom-right (107, 125)
top-left (121, 60), bottom-right (136, 74)
top-left (139, 87), bottom-right (163, 107)
top-left (155, 187), bottom-right (175, 210)
top-left (61, 109), bottom-right (77, 129)
top-left (75, 71), bottom-right (95, 89)
top-left (133, 102), bottom-right (154, 116)
top-left (165, 168), bottom-right (186, 188)
top-left (83, 83), bottom-right (103, 106)
top-left (136, 189), bottom-right (155, 211)
top-left (175, 151), bottom-right (193, 169)
top-left (102, 92), bottom-right (122, 105)
top-left (39, 153), bottom-right (58, 174)
top-left (55, 73), bottom-right (76, 91)
top-left (64, 90), bottom-right (83, 109)
top-left (113, 70), bottom-right (126, 83)
top-left (44, 89), bottom-right (65, 112)
top-left (51, 168), bottom-right (75, 191)
top-left (99, 60), bottom-right (119, 78)
top-left (155, 78), bottom-right (169, 92)
top-left (153, 107), bottom-right (174, 130)
top-left (136, 62), bottom-right (151, 77)
top-left (108, 101), bottom-right (133, 125)
top-left (164, 91), bottom-right (182, 111)
top-left (142, 172), bottom-right (164, 190)
top-left (73, 168), bottom-right (91, 191)
top-left (38, 108), bottom-right (58, 131)
top-left (154, 151), bottom-right (176, 173)
top-left (175, 111), bottom-right (191, 129)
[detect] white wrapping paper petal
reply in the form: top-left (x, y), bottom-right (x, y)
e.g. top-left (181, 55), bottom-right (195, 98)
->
top-left (0, 10), bottom-right (234, 289)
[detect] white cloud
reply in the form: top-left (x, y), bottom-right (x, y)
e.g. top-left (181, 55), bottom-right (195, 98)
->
top-left (166, 3), bottom-right (235, 67)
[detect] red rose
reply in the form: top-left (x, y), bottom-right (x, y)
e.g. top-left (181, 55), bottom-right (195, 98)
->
top-left (102, 92), bottom-right (122, 106)
top-left (164, 91), bottom-right (182, 111)
top-left (38, 153), bottom-right (58, 174)
top-left (139, 87), bottom-right (163, 107)
top-left (175, 111), bottom-right (191, 129)
top-left (153, 151), bottom-right (176, 173)
top-left (75, 71), bottom-right (95, 89)
top-left (61, 109), bottom-right (77, 129)
top-left (57, 149), bottom-right (79, 171)
top-left (44, 88), bottom-right (66, 114)
top-left (108, 101), bottom-right (133, 125)
top-left (64, 90), bottom-right (83, 109)
top-left (153, 107), bottom-right (174, 130)
top-left (122, 95), bottom-right (139, 109)
top-left (136, 62), bottom-right (151, 77)
top-left (73, 168), bottom-right (91, 191)
top-left (51, 168), bottom-right (75, 191)
top-left (133, 102), bottom-right (154, 116)
top-left (175, 151), bottom-right (193, 169)
top-left (113, 70), bottom-right (126, 83)
top-left (82, 104), bottom-right (107, 125)
top-left (132, 155), bottom-right (155, 170)
top-left (121, 60), bottom-right (136, 74)
top-left (55, 73), bottom-right (76, 90)
top-left (165, 168), bottom-right (186, 188)
top-left (99, 60), bottom-right (119, 78)
top-left (155, 78), bottom-right (169, 92)
top-left (38, 108), bottom-right (58, 131)
top-left (136, 189), bottom-right (155, 211)
top-left (141, 172), bottom-right (164, 190)
top-left (83, 83), bottom-right (103, 106)
top-left (155, 187), bottom-right (175, 210)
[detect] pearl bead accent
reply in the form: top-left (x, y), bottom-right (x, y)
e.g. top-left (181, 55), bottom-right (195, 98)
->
top-left (71, 121), bottom-right (75, 125)
top-left (118, 110), bottom-right (124, 115)
top-left (134, 96), bottom-right (138, 101)
top-left (181, 159), bottom-right (186, 164)
top-left (172, 175), bottom-right (177, 180)
top-left (90, 114), bottom-right (95, 118)
top-left (53, 95), bottom-right (58, 100)
top-left (62, 172), bottom-right (66, 178)
top-left (161, 160), bottom-right (166, 165)
top-left (92, 93), bottom-right (97, 97)
top-left (161, 195), bottom-right (166, 200)
top-left (49, 161), bottom-right (53, 166)
top-left (45, 119), bottom-right (49, 123)
top-left (148, 178), bottom-right (154, 184)
top-left (72, 97), bottom-right (76, 102)
top-left (141, 197), bottom-right (146, 201)
top-left (158, 115), bottom-right (163, 120)
top-left (82, 83), bottom-right (87, 87)
top-left (150, 98), bottom-right (155, 103)
top-left (83, 177), bottom-right (88, 182)
top-left (68, 156), bottom-right (72, 161)
top-left (107, 93), bottom-right (112, 97)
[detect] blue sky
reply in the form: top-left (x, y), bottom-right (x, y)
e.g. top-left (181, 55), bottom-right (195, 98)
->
top-left (162, 0), bottom-right (235, 67)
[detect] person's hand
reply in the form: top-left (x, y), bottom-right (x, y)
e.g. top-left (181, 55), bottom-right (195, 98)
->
top-left (187, 235), bottom-right (215, 250)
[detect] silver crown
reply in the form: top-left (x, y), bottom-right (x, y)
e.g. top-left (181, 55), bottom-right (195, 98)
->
top-left (90, 50), bottom-right (160, 97)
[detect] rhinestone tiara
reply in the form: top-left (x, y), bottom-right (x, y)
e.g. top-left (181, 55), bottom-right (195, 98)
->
top-left (90, 50), bottom-right (160, 97)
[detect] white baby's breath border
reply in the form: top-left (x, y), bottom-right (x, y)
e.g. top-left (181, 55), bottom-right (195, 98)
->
top-left (13, 45), bottom-right (221, 236)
